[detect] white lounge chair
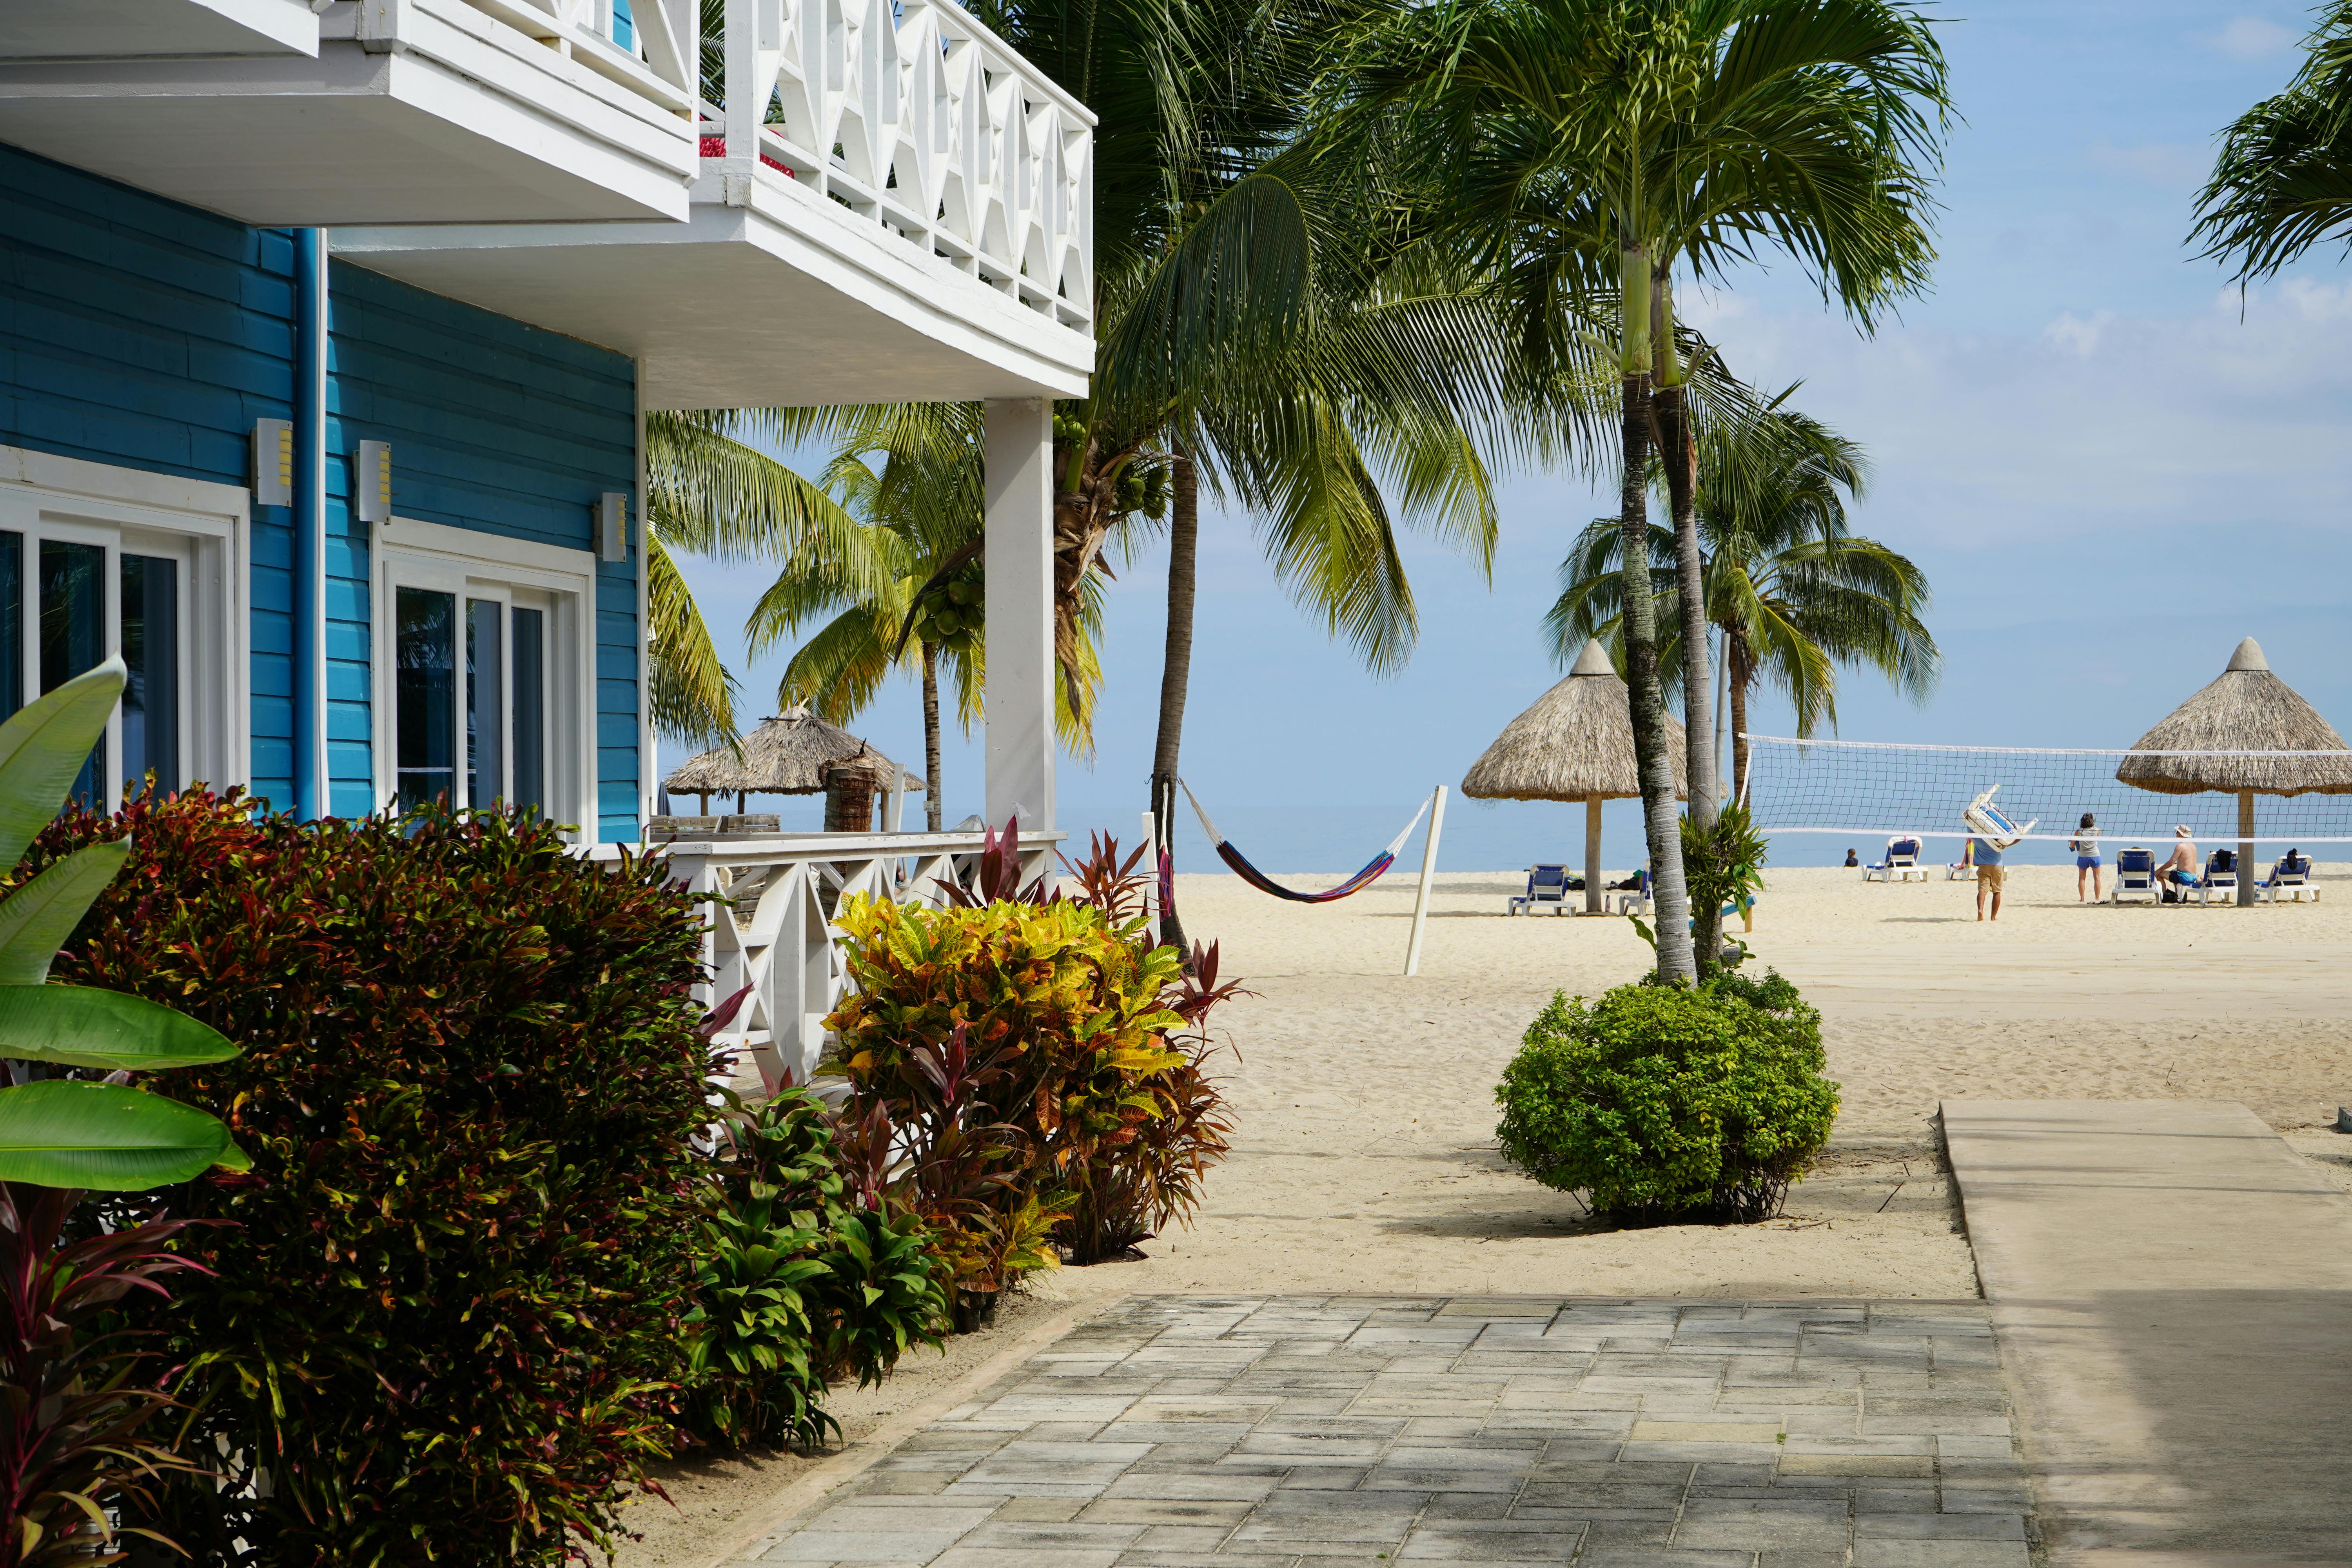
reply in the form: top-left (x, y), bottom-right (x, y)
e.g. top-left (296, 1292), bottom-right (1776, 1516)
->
top-left (1612, 869), bottom-right (1654, 916)
top-left (1962, 785), bottom-right (2036, 849)
top-left (1864, 837), bottom-right (1924, 883)
top-left (1510, 864), bottom-right (1575, 915)
top-left (2191, 849), bottom-right (2238, 906)
top-left (2111, 847), bottom-right (2159, 904)
top-left (2258, 852), bottom-right (2319, 903)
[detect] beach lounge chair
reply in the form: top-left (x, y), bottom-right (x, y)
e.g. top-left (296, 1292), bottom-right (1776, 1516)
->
top-left (1962, 785), bottom-right (2036, 849)
top-left (1864, 837), bottom-right (1923, 883)
top-left (1945, 856), bottom-right (1976, 881)
top-left (2112, 847), bottom-right (2158, 904)
top-left (1510, 864), bottom-right (1574, 915)
top-left (2192, 849), bottom-right (2238, 906)
top-left (2258, 852), bottom-right (2319, 902)
top-left (1612, 868), bottom-right (1654, 917)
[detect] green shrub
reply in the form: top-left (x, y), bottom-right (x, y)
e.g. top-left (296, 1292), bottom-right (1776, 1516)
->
top-left (32, 789), bottom-right (713, 1566)
top-left (1494, 969), bottom-right (1838, 1223)
top-left (826, 831), bottom-right (1237, 1301)
top-left (681, 1086), bottom-right (947, 1450)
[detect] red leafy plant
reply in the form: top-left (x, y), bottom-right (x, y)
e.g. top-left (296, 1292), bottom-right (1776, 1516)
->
top-left (0, 1184), bottom-right (213, 1566)
top-left (830, 826), bottom-right (1246, 1295)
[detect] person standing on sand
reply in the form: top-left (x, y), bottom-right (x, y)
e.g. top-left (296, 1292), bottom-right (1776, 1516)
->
top-left (2072, 813), bottom-right (2102, 903)
top-left (1969, 832), bottom-right (2005, 920)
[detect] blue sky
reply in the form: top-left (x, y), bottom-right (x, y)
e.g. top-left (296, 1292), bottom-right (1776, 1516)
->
top-left (667, 0), bottom-right (2352, 873)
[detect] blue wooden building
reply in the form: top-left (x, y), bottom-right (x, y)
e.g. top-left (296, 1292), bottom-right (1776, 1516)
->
top-left (0, 0), bottom-right (1093, 855)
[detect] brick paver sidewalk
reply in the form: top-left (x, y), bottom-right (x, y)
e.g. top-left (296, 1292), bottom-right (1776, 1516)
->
top-left (740, 1295), bottom-right (2029, 1568)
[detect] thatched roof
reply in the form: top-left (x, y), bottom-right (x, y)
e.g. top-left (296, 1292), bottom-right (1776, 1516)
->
top-left (662, 708), bottom-right (925, 795)
top-left (1461, 640), bottom-right (1690, 803)
top-left (2116, 638), bottom-right (2352, 797)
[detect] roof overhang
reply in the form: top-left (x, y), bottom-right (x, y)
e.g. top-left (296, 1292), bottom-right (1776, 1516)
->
top-left (332, 164), bottom-right (1095, 407)
top-left (0, 0), bottom-right (319, 60)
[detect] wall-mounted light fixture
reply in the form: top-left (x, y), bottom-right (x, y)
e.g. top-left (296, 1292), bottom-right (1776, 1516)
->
top-left (597, 492), bottom-right (629, 563)
top-left (354, 441), bottom-right (392, 526)
top-left (253, 419), bottom-right (293, 508)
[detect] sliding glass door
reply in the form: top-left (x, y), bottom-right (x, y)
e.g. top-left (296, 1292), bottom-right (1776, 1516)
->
top-left (0, 528), bottom-right (187, 806)
top-left (394, 584), bottom-right (555, 817)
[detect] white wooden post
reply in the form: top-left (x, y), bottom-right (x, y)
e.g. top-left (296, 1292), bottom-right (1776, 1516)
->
top-left (983, 398), bottom-right (1056, 836)
top-left (1140, 809), bottom-right (1158, 920)
top-left (1403, 785), bottom-right (1447, 977)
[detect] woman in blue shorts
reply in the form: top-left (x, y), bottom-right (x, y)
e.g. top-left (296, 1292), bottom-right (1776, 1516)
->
top-left (2071, 812), bottom-right (2102, 903)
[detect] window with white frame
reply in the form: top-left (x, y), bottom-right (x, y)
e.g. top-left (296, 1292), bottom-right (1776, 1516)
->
top-left (0, 453), bottom-right (244, 808)
top-left (372, 521), bottom-right (591, 830)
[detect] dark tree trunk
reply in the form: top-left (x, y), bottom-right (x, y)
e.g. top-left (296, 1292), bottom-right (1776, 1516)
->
top-left (1729, 639), bottom-right (1752, 805)
top-left (1619, 368), bottom-right (1694, 982)
top-left (1652, 369), bottom-right (1717, 976)
top-left (1149, 453), bottom-right (1199, 954)
top-left (921, 639), bottom-right (943, 832)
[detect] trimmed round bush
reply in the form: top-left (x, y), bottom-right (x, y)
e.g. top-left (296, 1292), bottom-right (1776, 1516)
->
top-left (1493, 969), bottom-right (1838, 1224)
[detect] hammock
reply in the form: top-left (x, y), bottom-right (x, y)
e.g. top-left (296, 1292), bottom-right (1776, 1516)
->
top-left (1179, 779), bottom-right (1430, 904)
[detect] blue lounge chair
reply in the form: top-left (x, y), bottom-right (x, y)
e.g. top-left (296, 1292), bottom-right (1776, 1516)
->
top-left (2177, 849), bottom-right (2239, 906)
top-left (2112, 847), bottom-right (2158, 904)
top-left (2258, 852), bottom-right (2319, 903)
top-left (1864, 837), bottom-right (1923, 883)
top-left (1510, 864), bottom-right (1575, 915)
top-left (1612, 868), bottom-right (1654, 917)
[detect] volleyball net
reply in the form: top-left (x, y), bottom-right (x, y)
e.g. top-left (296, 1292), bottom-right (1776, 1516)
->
top-left (1741, 735), bottom-right (2352, 846)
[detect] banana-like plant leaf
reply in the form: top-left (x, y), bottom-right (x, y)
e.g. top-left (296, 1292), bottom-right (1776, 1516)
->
top-left (0, 657), bottom-right (124, 868)
top-left (0, 840), bottom-right (130, 985)
top-left (0, 1079), bottom-right (249, 1191)
top-left (0, 984), bottom-right (239, 1071)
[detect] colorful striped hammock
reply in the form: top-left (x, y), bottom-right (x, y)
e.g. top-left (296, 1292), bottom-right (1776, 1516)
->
top-left (1179, 780), bottom-right (1430, 904)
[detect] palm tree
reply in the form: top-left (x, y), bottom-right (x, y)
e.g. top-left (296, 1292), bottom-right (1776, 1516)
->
top-left (744, 407), bottom-right (1110, 829)
top-left (1548, 405), bottom-right (1938, 803)
top-left (1322, 0), bottom-right (1952, 978)
top-left (642, 410), bottom-right (873, 747)
top-left (2193, 1), bottom-right (2352, 279)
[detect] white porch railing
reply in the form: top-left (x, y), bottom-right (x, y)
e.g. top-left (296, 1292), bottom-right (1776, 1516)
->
top-left (709, 0), bottom-right (1096, 330)
top-left (594, 829), bottom-right (1063, 1092)
top-left (453, 0), bottom-right (698, 116)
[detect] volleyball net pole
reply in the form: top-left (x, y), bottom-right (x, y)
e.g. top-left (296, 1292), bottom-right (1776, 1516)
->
top-left (1404, 784), bottom-right (1447, 977)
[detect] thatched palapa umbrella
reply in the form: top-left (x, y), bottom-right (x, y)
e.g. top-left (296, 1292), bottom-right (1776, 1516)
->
top-left (662, 707), bottom-right (925, 832)
top-left (2116, 637), bottom-right (2352, 906)
top-left (1461, 640), bottom-right (1687, 913)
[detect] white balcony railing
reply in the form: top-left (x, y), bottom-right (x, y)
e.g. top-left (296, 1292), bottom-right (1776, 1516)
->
top-left (447, 0), bottom-right (697, 118)
top-left (595, 828), bottom-right (1063, 1093)
top-left (708, 0), bottom-right (1095, 331)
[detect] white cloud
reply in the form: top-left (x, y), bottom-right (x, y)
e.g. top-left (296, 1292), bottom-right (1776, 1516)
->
top-left (2085, 138), bottom-right (2210, 188)
top-left (2206, 15), bottom-right (2296, 59)
top-left (2042, 310), bottom-right (2114, 357)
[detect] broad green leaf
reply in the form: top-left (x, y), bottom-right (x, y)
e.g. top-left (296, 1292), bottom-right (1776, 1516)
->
top-left (0, 840), bottom-right (131, 984)
top-left (0, 984), bottom-right (239, 1071)
top-left (0, 657), bottom-right (125, 868)
top-left (0, 1079), bottom-right (249, 1191)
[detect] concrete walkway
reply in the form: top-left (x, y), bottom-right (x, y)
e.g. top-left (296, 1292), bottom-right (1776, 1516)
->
top-left (733, 1296), bottom-right (2028, 1567)
top-left (1943, 1100), bottom-right (2352, 1566)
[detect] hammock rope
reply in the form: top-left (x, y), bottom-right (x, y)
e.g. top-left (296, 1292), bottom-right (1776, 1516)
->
top-left (1178, 779), bottom-right (1430, 904)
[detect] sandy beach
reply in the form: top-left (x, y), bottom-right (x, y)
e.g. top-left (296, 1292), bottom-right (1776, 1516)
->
top-left (607, 859), bottom-right (2352, 1564)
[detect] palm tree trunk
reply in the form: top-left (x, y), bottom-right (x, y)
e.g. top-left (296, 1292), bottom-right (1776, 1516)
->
top-left (921, 639), bottom-right (943, 832)
top-left (1150, 452), bottom-right (1199, 954)
top-left (1729, 638), bottom-right (1752, 806)
top-left (1653, 278), bottom-right (1717, 976)
top-left (1618, 245), bottom-right (1694, 982)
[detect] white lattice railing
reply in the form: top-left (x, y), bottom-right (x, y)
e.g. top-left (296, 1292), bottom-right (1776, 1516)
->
top-left (594, 829), bottom-right (1062, 1092)
top-left (710, 0), bottom-right (1095, 330)
top-left (454, 0), bottom-right (698, 114)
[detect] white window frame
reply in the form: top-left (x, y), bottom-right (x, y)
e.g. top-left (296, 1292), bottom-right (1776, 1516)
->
top-left (370, 518), bottom-right (595, 837)
top-left (0, 444), bottom-right (249, 809)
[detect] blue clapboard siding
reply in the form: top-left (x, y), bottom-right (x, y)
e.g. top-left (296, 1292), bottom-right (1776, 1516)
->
top-left (0, 141), bottom-right (299, 808)
top-left (326, 261), bottom-right (641, 839)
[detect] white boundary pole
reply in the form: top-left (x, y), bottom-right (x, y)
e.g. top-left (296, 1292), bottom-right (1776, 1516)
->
top-left (1140, 810), bottom-right (1158, 924)
top-left (1403, 784), bottom-right (1446, 977)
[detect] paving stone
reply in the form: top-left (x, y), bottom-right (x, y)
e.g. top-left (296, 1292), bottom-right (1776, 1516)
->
top-left (1853, 1514), bottom-right (2025, 1541)
top-left (1850, 1543), bottom-right (2031, 1568)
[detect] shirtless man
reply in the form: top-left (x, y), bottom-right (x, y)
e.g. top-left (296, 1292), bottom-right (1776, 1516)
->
top-left (2158, 825), bottom-right (2200, 891)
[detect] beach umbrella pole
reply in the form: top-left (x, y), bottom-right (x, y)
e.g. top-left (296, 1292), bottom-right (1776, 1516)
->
top-left (1585, 797), bottom-right (1603, 914)
top-left (1404, 785), bottom-right (1446, 976)
top-left (2239, 790), bottom-right (2255, 907)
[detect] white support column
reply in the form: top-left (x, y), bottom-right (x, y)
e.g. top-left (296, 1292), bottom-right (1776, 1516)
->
top-left (983, 397), bottom-right (1056, 832)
